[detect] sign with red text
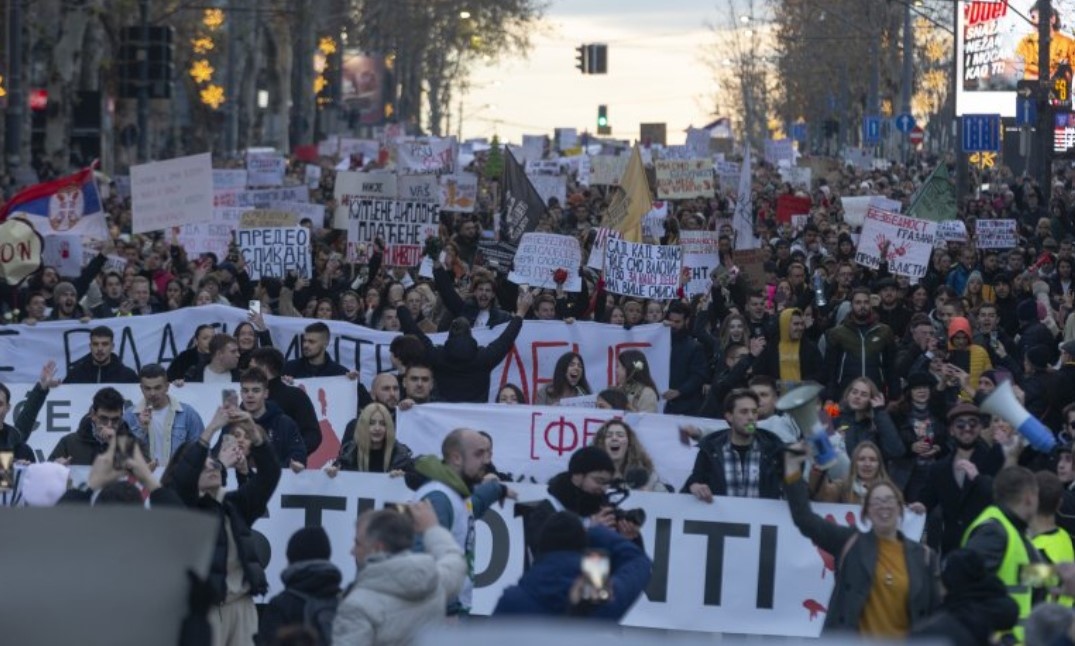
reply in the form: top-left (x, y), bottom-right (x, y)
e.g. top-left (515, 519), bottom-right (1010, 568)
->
top-left (854, 208), bottom-right (936, 278)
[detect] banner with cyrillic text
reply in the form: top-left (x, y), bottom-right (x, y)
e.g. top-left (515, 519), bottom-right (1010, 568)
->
top-left (854, 208), bottom-right (935, 279)
top-left (236, 227), bottom-right (312, 279)
top-left (680, 230), bottom-right (719, 296)
top-left (0, 306), bottom-right (671, 403)
top-left (605, 238), bottom-right (683, 300)
top-left (654, 159), bottom-right (714, 199)
top-left (507, 233), bottom-right (582, 292)
top-left (975, 218), bottom-right (1017, 249)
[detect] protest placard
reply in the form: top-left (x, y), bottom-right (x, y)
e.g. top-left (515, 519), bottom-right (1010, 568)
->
top-left (764, 139), bottom-right (794, 166)
top-left (775, 194), bottom-right (813, 224)
top-left (841, 196), bottom-right (872, 228)
top-left (605, 238), bottom-right (682, 300)
top-left (345, 199), bottom-right (438, 264)
top-left (304, 164), bottom-right (322, 189)
top-left (654, 159), bottom-right (715, 199)
top-left (268, 201), bottom-right (325, 228)
top-left (246, 153), bottom-right (285, 187)
top-left (236, 227), bottom-right (311, 279)
top-left (526, 159), bottom-right (561, 176)
top-left (589, 155), bottom-right (628, 185)
top-left (854, 208), bottom-right (936, 278)
top-left (642, 202), bottom-right (669, 240)
top-left (233, 186), bottom-right (309, 208)
top-left (212, 169), bottom-right (248, 191)
top-left (733, 248), bottom-right (768, 288)
top-left (521, 135), bottom-right (545, 163)
top-left (527, 173), bottom-right (567, 208)
top-left (338, 137), bottom-right (380, 162)
top-left (936, 220), bottom-right (968, 246)
top-left (791, 214), bottom-right (810, 231)
top-left (332, 171), bottom-right (397, 229)
top-left (507, 233), bottom-right (583, 291)
top-left (439, 173), bottom-right (478, 212)
top-left (586, 227), bottom-right (619, 270)
top-left (239, 210), bottom-right (297, 228)
top-left (317, 135), bottom-right (339, 158)
top-left (976, 219), bottom-right (1018, 249)
top-left (558, 394), bottom-right (599, 408)
top-left (130, 153), bottom-right (214, 234)
top-left (113, 175), bottom-right (131, 199)
top-left (844, 147), bottom-right (874, 171)
top-left (176, 207), bottom-right (250, 257)
top-left (686, 127), bottom-right (710, 156)
top-left (396, 174), bottom-right (440, 204)
top-left (779, 166), bottom-right (812, 190)
top-left (396, 137), bottom-right (454, 174)
top-left (555, 127), bottom-right (578, 151)
top-left (679, 230), bottom-right (719, 296)
top-left (41, 235), bottom-right (83, 277)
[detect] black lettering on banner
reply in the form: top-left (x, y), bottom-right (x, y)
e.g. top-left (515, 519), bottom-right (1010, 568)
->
top-left (0, 329), bottom-right (17, 373)
top-left (683, 520), bottom-right (750, 606)
top-left (156, 324), bottom-right (179, 367)
top-left (117, 325), bottom-right (143, 370)
top-left (643, 517), bottom-right (672, 603)
top-left (47, 400), bottom-right (72, 433)
top-left (283, 334), bottom-right (302, 362)
top-left (356, 496), bottom-right (377, 518)
top-left (474, 508), bottom-right (511, 587)
top-left (757, 524), bottom-right (778, 609)
top-left (280, 494), bottom-right (347, 526)
top-left (63, 327), bottom-right (94, 370)
top-left (334, 335), bottom-right (368, 371)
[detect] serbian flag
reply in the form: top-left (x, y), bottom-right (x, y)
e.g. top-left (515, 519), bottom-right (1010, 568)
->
top-left (0, 167), bottom-right (108, 239)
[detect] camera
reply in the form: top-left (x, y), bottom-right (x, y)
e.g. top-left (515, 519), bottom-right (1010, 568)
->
top-left (605, 476), bottom-right (647, 528)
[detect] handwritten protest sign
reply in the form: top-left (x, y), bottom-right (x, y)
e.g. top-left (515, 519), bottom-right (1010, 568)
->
top-left (439, 173), bottom-right (478, 212)
top-left (304, 164), bottom-right (322, 189)
top-left (396, 137), bottom-right (454, 174)
top-left (854, 208), bottom-right (936, 278)
top-left (526, 160), bottom-right (561, 176)
top-left (779, 166), bottom-right (812, 190)
top-left (642, 202), bottom-right (669, 240)
top-left (654, 159), bottom-right (715, 199)
top-left (268, 201), bottom-right (325, 228)
top-left (397, 174), bottom-right (440, 204)
top-left (507, 233), bottom-right (583, 292)
top-left (130, 153), bottom-right (214, 234)
top-left (936, 220), bottom-right (968, 246)
top-left (246, 153), bottom-right (286, 187)
top-left (587, 227), bottom-right (619, 270)
top-left (527, 174), bottom-right (567, 208)
top-left (589, 155), bottom-right (628, 186)
top-left (177, 207), bottom-right (250, 257)
top-left (679, 230), bottom-right (720, 296)
top-left (841, 196), bottom-right (872, 228)
top-left (239, 210), bottom-right (298, 228)
top-left (212, 169), bottom-right (248, 191)
top-left (605, 238), bottom-right (682, 300)
top-left (236, 227), bottom-right (311, 279)
top-left (975, 219), bottom-right (1017, 249)
top-left (229, 187), bottom-right (309, 209)
top-left (345, 200), bottom-right (438, 264)
top-left (775, 194), bottom-right (813, 224)
top-left (333, 171), bottom-right (396, 229)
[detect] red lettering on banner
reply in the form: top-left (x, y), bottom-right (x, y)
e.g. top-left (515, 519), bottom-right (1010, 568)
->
top-left (498, 344), bottom-right (529, 401)
top-left (964, 1), bottom-right (1006, 28)
top-left (530, 410), bottom-right (618, 460)
top-left (0, 241), bottom-right (32, 263)
top-left (529, 341), bottom-right (580, 399)
top-left (606, 342), bottom-right (653, 384)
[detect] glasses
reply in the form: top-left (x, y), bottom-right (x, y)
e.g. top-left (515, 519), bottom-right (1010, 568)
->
top-left (953, 419), bottom-right (981, 431)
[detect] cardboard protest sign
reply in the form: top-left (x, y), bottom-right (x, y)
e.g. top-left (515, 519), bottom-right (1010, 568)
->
top-left (246, 153), bottom-right (286, 187)
top-left (212, 169), bottom-right (248, 191)
top-left (439, 173), bottom-right (478, 212)
top-left (236, 227), bottom-right (311, 279)
top-left (332, 171), bottom-right (396, 229)
top-left (130, 153), bottom-right (214, 234)
top-left (41, 235), bottom-right (83, 277)
top-left (654, 159), bottom-right (715, 199)
top-left (176, 207), bottom-right (250, 257)
top-left (396, 137), bottom-right (454, 174)
top-left (268, 201), bottom-right (325, 228)
top-left (775, 194), bottom-right (813, 224)
top-left (854, 208), bottom-right (936, 278)
top-left (589, 155), bottom-right (628, 185)
top-left (975, 219), bottom-right (1017, 249)
top-left (396, 174), bottom-right (440, 204)
top-left (605, 238), bottom-right (682, 300)
top-left (733, 248), bottom-right (768, 289)
top-left (507, 233), bottom-right (583, 292)
top-left (679, 230), bottom-right (719, 296)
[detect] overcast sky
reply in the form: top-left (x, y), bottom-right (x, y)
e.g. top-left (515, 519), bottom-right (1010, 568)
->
top-left (460, 0), bottom-right (743, 145)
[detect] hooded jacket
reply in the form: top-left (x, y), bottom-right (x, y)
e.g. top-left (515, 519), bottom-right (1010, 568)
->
top-left (64, 352), bottom-right (138, 384)
top-left (494, 525), bottom-right (652, 620)
top-left (249, 401), bottom-right (308, 466)
top-left (755, 308), bottom-right (823, 385)
top-left (47, 415), bottom-right (149, 466)
top-left (331, 525), bottom-right (466, 646)
top-left (946, 317), bottom-right (991, 394)
top-left (398, 305), bottom-right (523, 403)
top-left (259, 560), bottom-right (342, 646)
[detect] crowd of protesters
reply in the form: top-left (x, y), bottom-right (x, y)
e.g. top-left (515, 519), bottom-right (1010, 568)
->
top-left (13, 144), bottom-right (1075, 643)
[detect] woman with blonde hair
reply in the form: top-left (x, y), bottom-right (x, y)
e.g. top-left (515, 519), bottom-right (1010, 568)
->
top-left (326, 403), bottom-right (413, 476)
top-left (832, 376), bottom-right (905, 464)
top-left (811, 441), bottom-right (889, 504)
top-left (592, 419), bottom-right (667, 492)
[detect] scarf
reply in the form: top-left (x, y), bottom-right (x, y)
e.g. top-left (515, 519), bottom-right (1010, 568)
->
top-left (778, 308), bottom-right (802, 382)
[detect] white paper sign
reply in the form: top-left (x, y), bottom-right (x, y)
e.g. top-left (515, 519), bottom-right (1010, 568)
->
top-left (267, 201), bottom-right (326, 228)
top-left (176, 207), bottom-right (251, 258)
top-left (507, 233), bottom-right (583, 292)
top-left (130, 153), bottom-right (214, 233)
top-left (840, 196), bottom-right (873, 228)
top-left (680, 230), bottom-right (720, 296)
top-left (606, 238), bottom-right (683, 300)
top-left (976, 219), bottom-right (1018, 249)
top-left (304, 164), bottom-right (322, 189)
top-left (521, 135), bottom-right (545, 163)
top-left (655, 159), bottom-right (715, 199)
top-left (642, 202), bottom-right (670, 240)
top-left (396, 137), bottom-right (454, 174)
top-left (41, 235), bottom-right (83, 277)
top-left (236, 227), bottom-right (312, 279)
top-left (246, 153), bottom-right (286, 187)
top-left (212, 169), bottom-right (248, 191)
top-left (589, 155), bottom-right (628, 186)
top-left (439, 173), bottom-right (478, 213)
top-left (936, 220), bottom-right (969, 246)
top-left (527, 173), bottom-right (567, 208)
top-left (854, 208), bottom-right (936, 278)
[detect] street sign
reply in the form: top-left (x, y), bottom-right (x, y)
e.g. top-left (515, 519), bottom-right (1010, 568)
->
top-left (863, 116), bottom-right (881, 146)
top-left (962, 114), bottom-right (1002, 152)
top-left (1017, 95), bottom-right (1037, 126)
top-left (908, 126), bottom-right (924, 145)
top-left (894, 113), bottom-right (916, 133)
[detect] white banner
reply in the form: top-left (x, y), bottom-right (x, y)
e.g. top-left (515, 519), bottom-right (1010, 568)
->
top-left (236, 227), bottom-right (312, 279)
top-left (439, 173), bottom-right (478, 212)
top-left (176, 207), bottom-right (251, 258)
top-left (527, 174), bottom-right (567, 208)
top-left (605, 238), bottom-right (683, 300)
top-left (976, 219), bottom-right (1018, 249)
top-left (396, 138), bottom-right (454, 174)
top-left (228, 471), bottom-right (923, 635)
top-left (654, 159), bottom-right (715, 199)
top-left (212, 169), bottom-right (248, 191)
top-left (267, 201), bottom-right (326, 228)
top-left (507, 233), bottom-right (583, 292)
top-left (10, 377), bottom-right (356, 469)
top-left (130, 153), bottom-right (214, 234)
top-left (41, 235), bottom-right (83, 277)
top-left (854, 208), bottom-right (936, 278)
top-left (246, 153), bottom-right (286, 187)
top-left (0, 307), bottom-right (671, 404)
top-left (680, 230), bottom-right (719, 296)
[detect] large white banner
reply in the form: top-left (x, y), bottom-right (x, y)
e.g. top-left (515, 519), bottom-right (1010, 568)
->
top-left (9, 377), bottom-right (357, 468)
top-left (228, 472), bottom-right (923, 635)
top-left (130, 153), bottom-right (214, 234)
top-left (854, 208), bottom-right (936, 279)
top-left (0, 306), bottom-right (671, 403)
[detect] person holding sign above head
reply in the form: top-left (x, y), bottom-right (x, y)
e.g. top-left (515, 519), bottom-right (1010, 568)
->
top-left (783, 444), bottom-right (942, 637)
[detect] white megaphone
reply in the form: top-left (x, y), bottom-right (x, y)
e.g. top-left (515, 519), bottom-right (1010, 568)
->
top-left (980, 379), bottom-right (1057, 453)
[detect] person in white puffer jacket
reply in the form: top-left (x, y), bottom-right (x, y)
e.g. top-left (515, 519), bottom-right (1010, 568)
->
top-left (332, 500), bottom-right (466, 645)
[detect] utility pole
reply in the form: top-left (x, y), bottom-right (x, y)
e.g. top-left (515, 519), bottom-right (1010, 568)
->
top-left (4, 0), bottom-right (23, 172)
top-left (1038, 0), bottom-right (1054, 207)
top-left (225, 0), bottom-right (238, 158)
top-left (137, 0), bottom-right (149, 162)
top-left (954, 0), bottom-right (967, 202)
top-left (900, 0), bottom-right (913, 164)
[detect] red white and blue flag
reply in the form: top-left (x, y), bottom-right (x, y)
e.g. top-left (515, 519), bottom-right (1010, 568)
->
top-left (0, 167), bottom-right (108, 239)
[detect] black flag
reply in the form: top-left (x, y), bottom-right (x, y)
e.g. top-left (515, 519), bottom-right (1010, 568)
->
top-left (479, 149), bottom-right (547, 267)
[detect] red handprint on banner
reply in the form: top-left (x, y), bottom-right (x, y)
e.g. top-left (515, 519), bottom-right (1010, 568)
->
top-left (803, 599), bottom-right (827, 621)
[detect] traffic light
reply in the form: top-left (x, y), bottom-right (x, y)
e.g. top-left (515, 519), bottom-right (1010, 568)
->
top-left (588, 44), bottom-right (607, 74)
top-left (597, 105), bottom-right (608, 128)
top-left (575, 45), bottom-right (589, 74)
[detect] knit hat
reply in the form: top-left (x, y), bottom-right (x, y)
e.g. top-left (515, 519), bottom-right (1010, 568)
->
top-left (534, 511), bottom-right (587, 557)
top-left (1017, 299), bottom-right (1040, 323)
top-left (53, 282), bottom-right (77, 297)
top-left (286, 526), bottom-right (331, 563)
top-left (1026, 345), bottom-right (1053, 370)
top-left (18, 462), bottom-right (69, 507)
top-left (568, 446), bottom-right (615, 476)
top-left (906, 372), bottom-right (934, 391)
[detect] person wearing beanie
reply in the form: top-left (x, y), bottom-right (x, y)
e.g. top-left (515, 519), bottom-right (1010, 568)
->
top-left (47, 281), bottom-right (84, 321)
top-left (494, 511), bottom-right (652, 620)
top-left (946, 316), bottom-right (992, 401)
top-left (260, 526), bottom-right (342, 646)
top-left (1023, 344), bottom-right (1066, 437)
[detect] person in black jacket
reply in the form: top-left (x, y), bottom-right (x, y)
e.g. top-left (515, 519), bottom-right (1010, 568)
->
top-left (236, 368), bottom-right (307, 472)
top-left (682, 389), bottom-right (784, 501)
top-left (183, 333), bottom-right (240, 384)
top-left (65, 326), bottom-right (138, 384)
top-left (1, 361), bottom-right (58, 462)
top-left (432, 265), bottom-right (514, 330)
top-left (48, 387), bottom-right (148, 466)
top-left (395, 291), bottom-right (530, 403)
top-left (662, 302), bottom-right (708, 416)
top-left (249, 348), bottom-right (321, 458)
top-left (282, 321), bottom-right (350, 379)
top-left (163, 413), bottom-right (280, 646)
top-left (258, 527), bottom-right (342, 646)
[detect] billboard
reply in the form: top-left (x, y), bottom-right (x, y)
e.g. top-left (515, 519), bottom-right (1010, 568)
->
top-left (957, 0), bottom-right (1075, 116)
top-left (341, 52), bottom-right (387, 125)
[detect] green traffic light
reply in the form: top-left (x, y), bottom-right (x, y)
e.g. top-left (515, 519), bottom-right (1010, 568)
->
top-left (597, 116), bottom-right (608, 127)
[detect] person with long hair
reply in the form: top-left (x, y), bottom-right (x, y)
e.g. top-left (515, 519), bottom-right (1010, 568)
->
top-left (336, 289), bottom-right (364, 325)
top-left (592, 419), bottom-right (666, 492)
top-left (833, 377), bottom-right (906, 464)
top-left (497, 383), bottom-right (526, 404)
top-left (327, 403), bottom-right (413, 475)
top-left (811, 441), bottom-right (890, 504)
top-left (616, 350), bottom-right (659, 413)
top-left (717, 313), bottom-right (749, 366)
top-left (234, 315), bottom-right (273, 371)
top-left (535, 352), bottom-right (592, 406)
top-left (784, 448), bottom-right (940, 637)
top-left (167, 323), bottom-right (215, 381)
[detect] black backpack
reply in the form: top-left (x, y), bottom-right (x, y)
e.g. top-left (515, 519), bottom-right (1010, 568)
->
top-left (286, 589), bottom-right (338, 646)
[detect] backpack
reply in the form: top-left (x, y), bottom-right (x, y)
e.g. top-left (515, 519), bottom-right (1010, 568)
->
top-left (286, 589), bottom-right (338, 646)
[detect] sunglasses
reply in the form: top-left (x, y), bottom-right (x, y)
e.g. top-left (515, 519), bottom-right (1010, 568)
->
top-left (953, 419), bottom-right (981, 431)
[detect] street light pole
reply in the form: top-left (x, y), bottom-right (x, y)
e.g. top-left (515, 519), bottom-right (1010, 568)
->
top-left (4, 0), bottom-right (24, 172)
top-left (900, 0), bottom-right (913, 163)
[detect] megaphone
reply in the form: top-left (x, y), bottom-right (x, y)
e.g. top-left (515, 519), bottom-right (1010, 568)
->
top-left (777, 382), bottom-right (838, 470)
top-left (980, 379), bottom-right (1057, 453)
